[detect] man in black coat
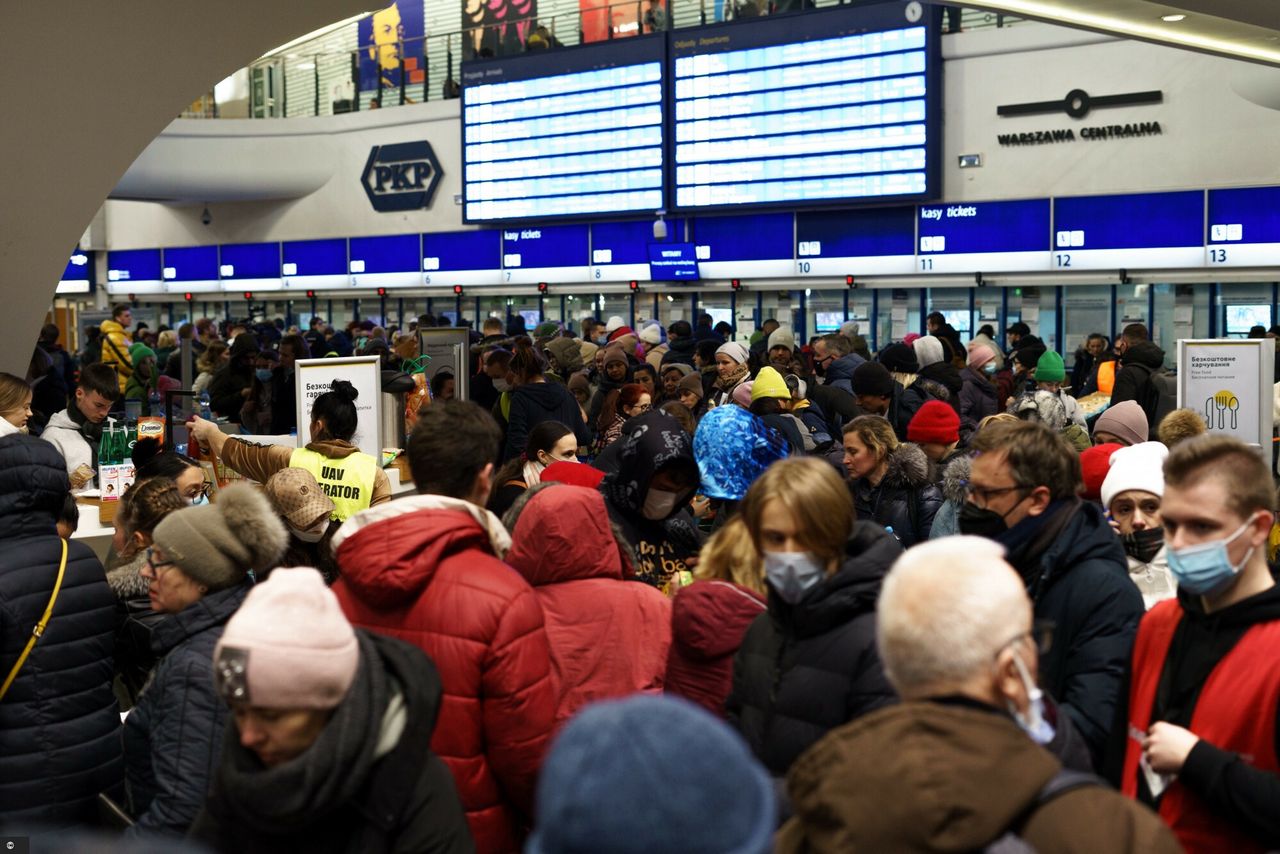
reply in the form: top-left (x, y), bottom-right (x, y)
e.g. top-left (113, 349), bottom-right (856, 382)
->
top-left (0, 435), bottom-right (124, 828)
top-left (207, 332), bottom-right (260, 424)
top-left (1110, 323), bottom-right (1166, 427)
top-left (959, 420), bottom-right (1143, 768)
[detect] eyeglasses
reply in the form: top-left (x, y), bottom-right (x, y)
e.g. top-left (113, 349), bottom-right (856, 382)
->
top-left (633, 403), bottom-right (651, 414)
top-left (997, 620), bottom-right (1056, 658)
top-left (961, 480), bottom-right (1031, 508)
top-left (144, 546), bottom-right (178, 576)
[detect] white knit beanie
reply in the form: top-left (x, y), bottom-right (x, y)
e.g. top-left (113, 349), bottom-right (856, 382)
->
top-left (1101, 441), bottom-right (1169, 510)
top-left (640, 322), bottom-right (665, 345)
top-left (605, 316), bottom-right (626, 334)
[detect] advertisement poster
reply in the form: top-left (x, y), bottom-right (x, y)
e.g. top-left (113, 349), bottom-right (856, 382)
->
top-left (359, 1), bottom-right (426, 93)
top-left (1177, 339), bottom-right (1274, 447)
top-left (295, 357), bottom-right (382, 458)
top-left (463, 0), bottom-right (535, 58)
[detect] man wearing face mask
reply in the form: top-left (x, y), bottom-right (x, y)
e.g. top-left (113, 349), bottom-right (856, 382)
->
top-left (1110, 435), bottom-right (1280, 852)
top-left (265, 467), bottom-right (341, 584)
top-left (776, 537), bottom-right (1179, 853)
top-left (960, 420), bottom-right (1144, 769)
top-left (1101, 441), bottom-right (1176, 609)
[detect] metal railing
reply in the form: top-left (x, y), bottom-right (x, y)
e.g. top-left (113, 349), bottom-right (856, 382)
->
top-left (196, 4), bottom-right (1022, 119)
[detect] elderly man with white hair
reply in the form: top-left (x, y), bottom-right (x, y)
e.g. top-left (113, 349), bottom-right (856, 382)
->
top-left (776, 537), bottom-right (1178, 854)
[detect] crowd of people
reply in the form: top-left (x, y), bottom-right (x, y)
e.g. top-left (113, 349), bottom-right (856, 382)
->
top-left (2, 304), bottom-right (1280, 853)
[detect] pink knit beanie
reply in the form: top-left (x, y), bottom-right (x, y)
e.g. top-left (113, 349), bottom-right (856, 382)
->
top-left (732, 382), bottom-right (754, 408)
top-left (213, 567), bottom-right (359, 710)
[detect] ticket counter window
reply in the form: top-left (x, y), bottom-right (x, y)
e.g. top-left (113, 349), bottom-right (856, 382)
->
top-left (1225, 304), bottom-right (1272, 337)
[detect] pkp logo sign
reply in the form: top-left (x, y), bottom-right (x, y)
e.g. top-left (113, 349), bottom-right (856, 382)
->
top-left (362, 141), bottom-right (443, 212)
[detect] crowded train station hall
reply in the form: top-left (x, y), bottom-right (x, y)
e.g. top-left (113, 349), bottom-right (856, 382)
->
top-left (3, 0), bottom-right (1280, 850)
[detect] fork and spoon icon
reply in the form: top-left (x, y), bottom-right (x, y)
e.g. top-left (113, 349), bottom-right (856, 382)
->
top-left (1204, 390), bottom-right (1239, 430)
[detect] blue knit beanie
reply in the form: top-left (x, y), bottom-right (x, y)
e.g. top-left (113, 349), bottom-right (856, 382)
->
top-left (527, 695), bottom-right (775, 854)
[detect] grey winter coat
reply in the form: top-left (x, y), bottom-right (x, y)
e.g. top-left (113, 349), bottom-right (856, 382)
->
top-left (929, 453), bottom-right (970, 540)
top-left (850, 443), bottom-right (944, 548)
top-left (958, 366), bottom-right (998, 424)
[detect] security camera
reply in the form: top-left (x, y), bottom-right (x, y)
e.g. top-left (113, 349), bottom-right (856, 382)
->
top-left (201, 206), bottom-right (212, 226)
top-left (653, 214), bottom-right (668, 241)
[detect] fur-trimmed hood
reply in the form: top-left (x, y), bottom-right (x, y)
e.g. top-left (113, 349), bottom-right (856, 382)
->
top-left (881, 442), bottom-right (933, 490)
top-left (940, 451), bottom-right (972, 505)
top-left (107, 552), bottom-right (151, 600)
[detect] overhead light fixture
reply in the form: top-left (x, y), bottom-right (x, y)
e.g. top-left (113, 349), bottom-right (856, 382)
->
top-left (1161, 14), bottom-right (1186, 22)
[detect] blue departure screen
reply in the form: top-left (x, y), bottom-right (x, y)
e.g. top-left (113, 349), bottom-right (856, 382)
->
top-left (796, 206), bottom-right (915, 257)
top-left (348, 235), bottom-right (421, 274)
top-left (62, 250), bottom-right (90, 282)
top-left (163, 246), bottom-right (219, 282)
top-left (107, 249), bottom-right (162, 284)
top-left (672, 3), bottom-right (940, 212)
top-left (423, 230), bottom-right (502, 272)
top-left (1207, 187), bottom-right (1280, 245)
top-left (1053, 191), bottom-right (1204, 250)
top-left (692, 213), bottom-right (794, 261)
top-left (502, 224), bottom-right (589, 269)
top-left (916, 199), bottom-right (1050, 254)
top-left (461, 37), bottom-right (665, 222)
top-left (283, 239), bottom-right (347, 276)
top-left (592, 220), bottom-right (685, 265)
top-left (649, 243), bottom-right (700, 281)
top-left (219, 243), bottom-right (280, 279)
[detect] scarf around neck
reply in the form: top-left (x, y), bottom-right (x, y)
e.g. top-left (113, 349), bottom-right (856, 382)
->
top-left (714, 362), bottom-right (750, 391)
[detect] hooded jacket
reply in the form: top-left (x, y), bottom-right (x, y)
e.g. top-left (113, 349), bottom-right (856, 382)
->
top-left (506, 486), bottom-right (672, 726)
top-left (959, 365), bottom-right (998, 423)
top-left (0, 436), bottom-right (124, 828)
top-left (665, 581), bottom-right (767, 717)
top-left (1111, 340), bottom-right (1167, 419)
top-left (599, 411), bottom-right (705, 593)
top-left (506, 380), bottom-right (591, 462)
top-left (821, 352), bottom-right (866, 396)
top-left (207, 361), bottom-right (254, 424)
top-left (41, 407), bottom-right (98, 488)
top-left (660, 336), bottom-right (696, 368)
top-left (777, 700), bottom-right (1180, 853)
top-left (914, 361), bottom-right (963, 407)
top-left (928, 452), bottom-right (971, 541)
top-left (191, 632), bottom-right (473, 854)
top-left (332, 495), bottom-right (556, 854)
top-left (99, 318), bottom-right (133, 393)
top-left (727, 521), bottom-right (902, 776)
top-left (850, 443), bottom-right (944, 548)
top-left (124, 582), bottom-right (250, 835)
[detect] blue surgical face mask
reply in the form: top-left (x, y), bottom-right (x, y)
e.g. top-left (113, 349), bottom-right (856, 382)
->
top-left (255, 368), bottom-right (273, 382)
top-left (983, 363), bottom-right (997, 376)
top-left (189, 493), bottom-right (209, 507)
top-left (764, 551), bottom-right (826, 604)
top-left (1166, 517), bottom-right (1257, 597)
top-left (1007, 649), bottom-right (1054, 746)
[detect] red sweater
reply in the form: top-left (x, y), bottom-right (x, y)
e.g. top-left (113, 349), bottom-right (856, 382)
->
top-left (664, 580), bottom-right (767, 717)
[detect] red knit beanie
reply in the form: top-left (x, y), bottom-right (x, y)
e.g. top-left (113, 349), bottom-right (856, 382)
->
top-left (1079, 442), bottom-right (1123, 502)
top-left (907, 400), bottom-right (960, 445)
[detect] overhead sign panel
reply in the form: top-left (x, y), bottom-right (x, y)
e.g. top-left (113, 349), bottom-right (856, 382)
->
top-left (692, 212), bottom-right (795, 278)
top-left (57, 249), bottom-right (92, 296)
top-left (795, 206), bottom-right (916, 276)
top-left (283, 238), bottom-right (349, 290)
top-left (106, 249), bottom-right (164, 295)
top-left (1051, 190), bottom-right (1204, 270)
top-left (591, 219), bottom-right (685, 282)
top-left (163, 245), bottom-right (220, 293)
top-left (423, 229), bottom-right (503, 286)
top-left (1206, 186), bottom-right (1280, 267)
top-left (219, 242), bottom-right (282, 292)
top-left (348, 234), bottom-right (422, 288)
top-left (916, 198), bottom-right (1052, 273)
top-left (501, 224), bottom-right (590, 285)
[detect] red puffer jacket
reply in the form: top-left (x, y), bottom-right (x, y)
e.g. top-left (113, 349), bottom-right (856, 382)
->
top-left (332, 495), bottom-right (556, 854)
top-left (664, 580), bottom-right (767, 717)
top-left (505, 484), bottom-right (671, 726)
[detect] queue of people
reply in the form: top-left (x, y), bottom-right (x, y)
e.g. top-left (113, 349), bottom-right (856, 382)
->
top-left (3, 309), bottom-right (1280, 854)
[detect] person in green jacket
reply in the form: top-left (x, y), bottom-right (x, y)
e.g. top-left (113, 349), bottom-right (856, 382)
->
top-left (124, 342), bottom-right (157, 405)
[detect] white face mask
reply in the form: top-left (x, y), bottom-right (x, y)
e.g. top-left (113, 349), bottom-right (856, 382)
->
top-left (764, 551), bottom-right (825, 604)
top-left (293, 522), bottom-right (328, 543)
top-left (1006, 649), bottom-right (1054, 746)
top-left (642, 487), bottom-right (682, 521)
top-left (492, 377), bottom-right (511, 393)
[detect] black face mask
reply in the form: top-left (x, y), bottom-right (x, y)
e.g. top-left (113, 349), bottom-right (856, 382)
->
top-left (958, 501), bottom-right (1010, 539)
top-left (1122, 527), bottom-right (1164, 564)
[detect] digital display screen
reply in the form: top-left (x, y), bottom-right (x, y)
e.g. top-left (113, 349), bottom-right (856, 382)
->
top-left (423, 229), bottom-right (502, 271)
top-left (219, 242), bottom-right (280, 279)
top-left (1052, 191), bottom-right (1203, 250)
top-left (917, 199), bottom-right (1050, 254)
top-left (815, 311), bottom-right (844, 332)
top-left (692, 212), bottom-right (795, 262)
top-left (282, 239), bottom-right (347, 277)
top-left (162, 246), bottom-right (219, 282)
top-left (461, 37), bottom-right (665, 222)
top-left (671, 3), bottom-right (940, 212)
top-left (1225, 304), bottom-right (1272, 336)
top-left (107, 249), bottom-right (163, 285)
top-left (648, 243), bottom-right (700, 280)
top-left (348, 235), bottom-right (422, 274)
top-left (501, 224), bottom-right (590, 269)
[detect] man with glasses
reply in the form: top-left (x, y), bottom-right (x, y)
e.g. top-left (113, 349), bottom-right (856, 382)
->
top-left (811, 333), bottom-right (864, 396)
top-left (776, 537), bottom-right (1178, 853)
top-left (959, 420), bottom-right (1143, 769)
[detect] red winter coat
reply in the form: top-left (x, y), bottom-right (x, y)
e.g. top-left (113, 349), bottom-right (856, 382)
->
top-left (332, 496), bottom-right (556, 854)
top-left (664, 580), bottom-right (767, 717)
top-left (505, 485), bottom-right (671, 726)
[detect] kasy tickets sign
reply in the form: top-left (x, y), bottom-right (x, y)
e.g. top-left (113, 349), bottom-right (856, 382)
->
top-left (1177, 339), bottom-right (1274, 448)
top-left (294, 356), bottom-right (382, 458)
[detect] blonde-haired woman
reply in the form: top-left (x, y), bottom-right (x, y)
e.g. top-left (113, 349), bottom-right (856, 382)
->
top-left (664, 516), bottom-right (767, 717)
top-left (726, 457), bottom-right (903, 777)
top-left (0, 372), bottom-right (32, 436)
top-left (842, 415), bottom-right (942, 547)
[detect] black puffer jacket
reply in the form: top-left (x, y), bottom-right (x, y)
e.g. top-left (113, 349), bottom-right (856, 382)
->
top-left (0, 435), bottom-right (124, 828)
top-left (123, 582), bottom-right (249, 836)
top-left (1110, 340), bottom-right (1166, 428)
top-left (850, 443), bottom-right (944, 547)
top-left (727, 521), bottom-right (902, 776)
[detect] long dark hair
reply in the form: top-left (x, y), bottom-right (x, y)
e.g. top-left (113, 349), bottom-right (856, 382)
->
top-left (509, 340), bottom-right (545, 383)
top-left (490, 420), bottom-right (574, 498)
top-left (311, 380), bottom-right (358, 441)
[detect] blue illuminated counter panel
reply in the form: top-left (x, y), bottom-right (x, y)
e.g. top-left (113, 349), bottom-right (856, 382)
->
top-left (1206, 187), bottom-right (1280, 267)
top-left (671, 2), bottom-right (940, 212)
top-left (461, 38), bottom-right (665, 222)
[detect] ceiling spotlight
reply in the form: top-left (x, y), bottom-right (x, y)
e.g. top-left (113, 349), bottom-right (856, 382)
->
top-left (1161, 13), bottom-right (1186, 22)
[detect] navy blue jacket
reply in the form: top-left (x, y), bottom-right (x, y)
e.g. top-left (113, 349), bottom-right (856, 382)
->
top-left (504, 380), bottom-right (591, 462)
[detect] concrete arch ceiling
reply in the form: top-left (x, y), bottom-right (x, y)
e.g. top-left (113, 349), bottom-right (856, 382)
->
top-left (0, 0), bottom-right (369, 375)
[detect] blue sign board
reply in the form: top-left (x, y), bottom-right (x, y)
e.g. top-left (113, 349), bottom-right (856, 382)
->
top-left (692, 213), bottom-right (794, 262)
top-left (592, 220), bottom-right (685, 266)
top-left (283, 239), bottom-right (348, 277)
top-left (348, 235), bottom-right (422, 274)
top-left (106, 249), bottom-right (163, 288)
top-left (219, 243), bottom-right (281, 279)
top-left (423, 229), bottom-right (502, 271)
top-left (1051, 190), bottom-right (1204, 269)
top-left (501, 224), bottom-right (590, 269)
top-left (1206, 186), bottom-right (1280, 267)
top-left (916, 198), bottom-right (1052, 272)
top-left (648, 243), bottom-right (700, 281)
top-left (163, 246), bottom-right (219, 282)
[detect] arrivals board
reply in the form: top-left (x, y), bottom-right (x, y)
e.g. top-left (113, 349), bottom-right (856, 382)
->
top-left (795, 206), bottom-right (916, 276)
top-left (916, 198), bottom-right (1052, 273)
top-left (219, 242), bottom-right (282, 292)
top-left (671, 2), bottom-right (941, 213)
top-left (461, 37), bottom-right (665, 222)
top-left (423, 229), bottom-right (503, 286)
top-left (1051, 190), bottom-right (1204, 270)
top-left (162, 246), bottom-right (220, 294)
top-left (1206, 186), bottom-right (1280, 267)
top-left (283, 239), bottom-right (349, 290)
top-left (348, 235), bottom-right (422, 288)
top-left (106, 249), bottom-right (164, 295)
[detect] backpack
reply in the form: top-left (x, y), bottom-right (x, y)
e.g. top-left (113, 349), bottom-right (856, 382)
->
top-left (1135, 364), bottom-right (1177, 435)
top-left (982, 769), bottom-right (1101, 853)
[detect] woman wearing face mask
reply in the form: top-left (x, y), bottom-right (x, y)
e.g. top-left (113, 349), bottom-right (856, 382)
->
top-left (842, 415), bottom-right (943, 548)
top-left (959, 345), bottom-right (998, 423)
top-left (599, 409), bottom-right (705, 594)
top-left (239, 350), bottom-right (279, 434)
top-left (708, 342), bottom-right (751, 410)
top-left (1102, 442), bottom-right (1176, 609)
top-left (265, 467), bottom-right (341, 585)
top-left (488, 420), bottom-right (578, 517)
top-left (727, 457), bottom-right (903, 778)
top-left (124, 484), bottom-right (287, 835)
top-left (190, 379), bottom-right (391, 520)
top-left (0, 371), bottom-right (33, 436)
top-left (133, 438), bottom-right (208, 505)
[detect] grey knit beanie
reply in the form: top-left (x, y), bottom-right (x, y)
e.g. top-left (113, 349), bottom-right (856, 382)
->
top-left (152, 483), bottom-right (288, 591)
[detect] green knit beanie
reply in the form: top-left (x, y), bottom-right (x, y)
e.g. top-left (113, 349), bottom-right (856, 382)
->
top-left (1036, 350), bottom-right (1066, 383)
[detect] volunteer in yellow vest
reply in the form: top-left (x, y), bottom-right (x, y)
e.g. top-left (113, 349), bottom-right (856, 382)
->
top-left (188, 379), bottom-right (389, 519)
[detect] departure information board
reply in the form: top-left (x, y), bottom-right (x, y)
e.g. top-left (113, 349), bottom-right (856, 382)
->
top-left (916, 198), bottom-right (1051, 273)
top-left (1206, 186), bottom-right (1280, 267)
top-left (795, 206), bottom-right (916, 276)
top-left (461, 37), bottom-right (665, 223)
top-left (671, 2), bottom-right (940, 213)
top-left (1052, 191), bottom-right (1204, 270)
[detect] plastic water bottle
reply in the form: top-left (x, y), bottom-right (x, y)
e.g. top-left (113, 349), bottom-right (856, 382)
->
top-left (198, 391), bottom-right (213, 421)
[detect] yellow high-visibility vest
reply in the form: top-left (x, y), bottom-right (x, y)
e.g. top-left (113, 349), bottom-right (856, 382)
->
top-left (288, 447), bottom-right (378, 521)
